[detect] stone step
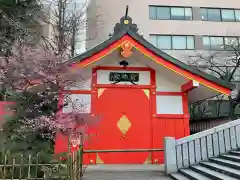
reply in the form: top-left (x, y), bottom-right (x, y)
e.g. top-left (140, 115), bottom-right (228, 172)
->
top-left (169, 172), bottom-right (191, 180)
top-left (220, 154), bottom-right (240, 162)
top-left (83, 165), bottom-right (171, 180)
top-left (83, 171), bottom-right (172, 180)
top-left (210, 157), bottom-right (240, 170)
top-left (190, 164), bottom-right (238, 180)
top-left (84, 164), bottom-right (164, 172)
top-left (229, 150), bottom-right (240, 156)
top-left (200, 161), bottom-right (240, 179)
top-left (179, 168), bottom-right (212, 180)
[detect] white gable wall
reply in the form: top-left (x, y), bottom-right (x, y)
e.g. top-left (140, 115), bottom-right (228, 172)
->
top-left (63, 94), bottom-right (91, 113)
top-left (156, 73), bottom-right (182, 92)
top-left (103, 59), bottom-right (147, 67)
top-left (155, 66), bottom-right (187, 92)
top-left (155, 68), bottom-right (186, 115)
top-left (63, 49), bottom-right (189, 115)
top-left (64, 69), bottom-right (92, 90)
top-left (63, 68), bottom-right (92, 113)
top-left (65, 78), bottom-right (92, 90)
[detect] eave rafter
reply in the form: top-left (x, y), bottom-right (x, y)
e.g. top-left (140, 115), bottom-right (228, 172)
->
top-left (182, 80), bottom-right (199, 93)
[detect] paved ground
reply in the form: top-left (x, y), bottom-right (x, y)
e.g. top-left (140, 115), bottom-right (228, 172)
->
top-left (83, 165), bottom-right (172, 180)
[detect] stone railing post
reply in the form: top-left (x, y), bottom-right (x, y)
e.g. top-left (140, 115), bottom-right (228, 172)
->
top-left (164, 137), bottom-right (177, 174)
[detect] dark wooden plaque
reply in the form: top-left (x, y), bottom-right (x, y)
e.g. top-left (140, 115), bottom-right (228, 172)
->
top-left (109, 72), bottom-right (139, 82)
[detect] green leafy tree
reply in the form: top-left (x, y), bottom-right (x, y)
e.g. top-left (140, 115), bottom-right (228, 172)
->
top-left (2, 91), bottom-right (56, 157)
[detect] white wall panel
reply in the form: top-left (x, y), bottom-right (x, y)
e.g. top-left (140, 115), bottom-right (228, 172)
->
top-left (63, 94), bottom-right (91, 113)
top-left (97, 70), bottom-right (151, 85)
top-left (156, 95), bottom-right (183, 114)
top-left (64, 78), bottom-right (92, 90)
top-left (64, 69), bottom-right (92, 90)
top-left (156, 73), bottom-right (182, 92)
top-left (103, 59), bottom-right (147, 67)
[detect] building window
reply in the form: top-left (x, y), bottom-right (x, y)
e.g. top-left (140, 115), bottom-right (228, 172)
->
top-left (172, 36), bottom-right (187, 49)
top-left (203, 37), bottom-right (211, 49)
top-left (171, 7), bottom-right (185, 20)
top-left (157, 7), bottom-right (170, 20)
top-left (203, 36), bottom-right (223, 50)
top-left (184, 8), bottom-right (193, 20)
top-left (224, 37), bottom-right (239, 48)
top-left (235, 10), bottom-right (240, 21)
top-left (158, 36), bottom-right (171, 49)
top-left (201, 8), bottom-right (240, 22)
top-left (201, 8), bottom-right (221, 21)
top-left (149, 6), bottom-right (192, 20)
top-left (203, 36), bottom-right (240, 50)
top-left (221, 9), bottom-right (235, 21)
top-left (187, 36), bottom-right (195, 49)
top-left (149, 35), bottom-right (195, 50)
top-left (149, 6), bottom-right (157, 19)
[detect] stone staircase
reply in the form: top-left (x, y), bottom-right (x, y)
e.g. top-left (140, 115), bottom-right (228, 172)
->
top-left (169, 148), bottom-right (240, 180)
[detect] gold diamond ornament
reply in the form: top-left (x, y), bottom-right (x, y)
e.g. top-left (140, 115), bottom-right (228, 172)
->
top-left (142, 89), bottom-right (150, 99)
top-left (117, 115), bottom-right (131, 136)
top-left (98, 88), bottom-right (106, 98)
top-left (144, 153), bottom-right (152, 164)
top-left (96, 153), bottom-right (104, 164)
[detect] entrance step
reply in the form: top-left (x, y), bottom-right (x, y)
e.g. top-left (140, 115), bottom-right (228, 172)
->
top-left (83, 165), bottom-right (172, 180)
top-left (84, 164), bottom-right (164, 172)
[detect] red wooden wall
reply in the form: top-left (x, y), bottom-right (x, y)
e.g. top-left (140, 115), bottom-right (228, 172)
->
top-left (152, 117), bottom-right (189, 163)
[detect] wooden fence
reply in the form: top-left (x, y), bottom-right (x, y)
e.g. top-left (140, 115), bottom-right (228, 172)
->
top-left (164, 118), bottom-right (240, 174)
top-left (190, 117), bottom-right (231, 134)
top-left (0, 146), bottom-right (84, 180)
top-left (0, 147), bottom-right (164, 179)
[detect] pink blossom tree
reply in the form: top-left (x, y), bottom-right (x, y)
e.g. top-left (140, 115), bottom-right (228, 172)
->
top-left (0, 43), bottom-right (98, 156)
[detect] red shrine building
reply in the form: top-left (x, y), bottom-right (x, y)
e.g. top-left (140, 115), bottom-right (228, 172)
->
top-left (54, 15), bottom-right (234, 164)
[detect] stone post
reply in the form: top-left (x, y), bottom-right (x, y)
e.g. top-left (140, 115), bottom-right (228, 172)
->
top-left (164, 137), bottom-right (177, 174)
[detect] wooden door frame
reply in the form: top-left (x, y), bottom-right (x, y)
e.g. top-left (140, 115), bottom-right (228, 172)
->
top-left (91, 66), bottom-right (156, 111)
top-left (91, 66), bottom-right (156, 163)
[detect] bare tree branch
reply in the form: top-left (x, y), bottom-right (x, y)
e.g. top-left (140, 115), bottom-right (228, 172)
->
top-left (188, 40), bottom-right (240, 119)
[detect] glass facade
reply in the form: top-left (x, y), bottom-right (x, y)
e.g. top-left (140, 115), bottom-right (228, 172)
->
top-left (149, 6), bottom-right (192, 20)
top-left (150, 35), bottom-right (195, 50)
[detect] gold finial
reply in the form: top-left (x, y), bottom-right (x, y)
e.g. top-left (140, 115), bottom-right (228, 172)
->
top-left (124, 19), bottom-right (129, 24)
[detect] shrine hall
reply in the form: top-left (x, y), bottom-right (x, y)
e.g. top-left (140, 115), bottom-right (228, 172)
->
top-left (54, 14), bottom-right (234, 164)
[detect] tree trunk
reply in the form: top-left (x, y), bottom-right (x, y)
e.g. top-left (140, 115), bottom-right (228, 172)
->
top-left (70, 24), bottom-right (76, 57)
